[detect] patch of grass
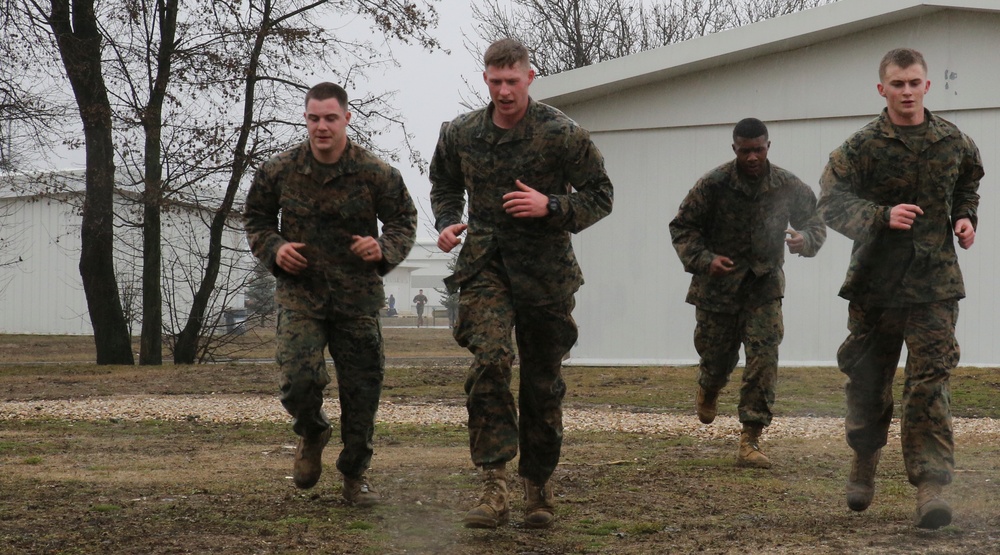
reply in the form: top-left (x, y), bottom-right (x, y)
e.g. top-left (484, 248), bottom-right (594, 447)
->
top-left (1, 421), bottom-right (998, 554)
top-left (22, 455), bottom-right (43, 465)
top-left (576, 518), bottom-right (623, 536)
top-left (91, 503), bottom-right (122, 513)
top-left (378, 423), bottom-right (466, 447)
top-left (3, 330), bottom-right (1000, 554)
top-left (276, 516), bottom-right (314, 526)
top-left (626, 521), bottom-right (662, 534)
top-left (674, 455), bottom-right (733, 468)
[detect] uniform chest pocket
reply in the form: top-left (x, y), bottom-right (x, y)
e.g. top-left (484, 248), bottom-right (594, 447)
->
top-left (301, 183), bottom-right (374, 221)
top-left (509, 149), bottom-right (557, 191)
top-left (334, 187), bottom-right (374, 220)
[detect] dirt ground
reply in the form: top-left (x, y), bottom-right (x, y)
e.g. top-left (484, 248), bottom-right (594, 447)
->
top-left (2, 330), bottom-right (999, 554)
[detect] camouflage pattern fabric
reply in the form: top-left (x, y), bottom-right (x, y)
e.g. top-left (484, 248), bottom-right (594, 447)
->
top-left (694, 301), bottom-right (782, 427)
top-left (429, 98), bottom-right (613, 302)
top-left (276, 308), bottom-right (385, 478)
top-left (453, 254), bottom-right (577, 484)
top-left (244, 139), bottom-right (416, 475)
top-left (244, 140), bottom-right (418, 318)
top-left (837, 300), bottom-right (958, 485)
top-left (429, 98), bottom-right (611, 482)
top-left (670, 159), bottom-right (826, 314)
top-left (818, 109), bottom-right (983, 307)
top-left (820, 108), bottom-right (983, 487)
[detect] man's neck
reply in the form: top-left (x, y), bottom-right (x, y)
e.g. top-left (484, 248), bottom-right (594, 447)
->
top-left (491, 106), bottom-right (526, 130)
top-left (888, 109), bottom-right (926, 127)
top-left (311, 139), bottom-right (347, 165)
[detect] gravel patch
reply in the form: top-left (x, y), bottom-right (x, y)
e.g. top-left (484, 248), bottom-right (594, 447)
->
top-left (4, 394), bottom-right (1000, 441)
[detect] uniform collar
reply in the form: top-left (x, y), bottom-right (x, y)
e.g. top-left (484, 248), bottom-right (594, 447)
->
top-left (876, 108), bottom-right (955, 146)
top-left (294, 139), bottom-right (361, 177)
top-left (475, 98), bottom-right (538, 144)
top-left (728, 159), bottom-right (774, 196)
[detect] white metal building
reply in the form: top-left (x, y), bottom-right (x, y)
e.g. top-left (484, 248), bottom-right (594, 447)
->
top-left (382, 238), bottom-right (455, 315)
top-left (531, 0), bottom-right (1000, 366)
top-left (0, 170), bottom-right (249, 335)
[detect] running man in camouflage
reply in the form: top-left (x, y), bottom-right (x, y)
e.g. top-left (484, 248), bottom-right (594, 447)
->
top-left (243, 82), bottom-right (417, 506)
top-left (670, 118), bottom-right (826, 470)
top-left (430, 38), bottom-right (613, 529)
top-left (818, 48), bottom-right (983, 529)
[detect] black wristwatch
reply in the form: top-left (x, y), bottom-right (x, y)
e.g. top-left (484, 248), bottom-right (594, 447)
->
top-left (547, 195), bottom-right (560, 217)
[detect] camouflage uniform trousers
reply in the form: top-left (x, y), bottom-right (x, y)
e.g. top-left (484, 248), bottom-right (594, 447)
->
top-left (837, 299), bottom-right (958, 486)
top-left (453, 258), bottom-right (578, 485)
top-left (694, 299), bottom-right (783, 427)
top-left (276, 306), bottom-right (385, 479)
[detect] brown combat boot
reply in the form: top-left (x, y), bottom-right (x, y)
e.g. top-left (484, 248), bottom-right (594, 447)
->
top-left (523, 479), bottom-right (555, 529)
top-left (845, 449), bottom-right (880, 512)
top-left (736, 423), bottom-right (772, 468)
top-left (915, 480), bottom-right (952, 529)
top-left (696, 386), bottom-right (719, 424)
top-left (293, 427), bottom-right (332, 489)
top-left (463, 464), bottom-right (509, 529)
top-left (343, 473), bottom-right (380, 507)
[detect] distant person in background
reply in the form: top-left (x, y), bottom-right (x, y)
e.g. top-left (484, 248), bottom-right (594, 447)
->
top-left (412, 289), bottom-right (428, 327)
top-left (430, 38), bottom-right (613, 529)
top-left (243, 82), bottom-right (417, 506)
top-left (818, 48), bottom-right (983, 529)
top-left (388, 294), bottom-right (395, 311)
top-left (670, 117), bottom-right (825, 469)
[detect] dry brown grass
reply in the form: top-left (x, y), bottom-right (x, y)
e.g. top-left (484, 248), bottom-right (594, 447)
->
top-left (2, 329), bottom-right (999, 554)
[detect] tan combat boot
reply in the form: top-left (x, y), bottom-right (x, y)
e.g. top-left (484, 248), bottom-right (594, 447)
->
top-left (463, 464), bottom-right (509, 528)
top-left (343, 473), bottom-right (380, 507)
top-left (845, 449), bottom-right (880, 512)
top-left (523, 479), bottom-right (555, 529)
top-left (915, 480), bottom-right (952, 529)
top-left (736, 423), bottom-right (772, 468)
top-left (696, 386), bottom-right (718, 424)
top-left (293, 427), bottom-right (332, 489)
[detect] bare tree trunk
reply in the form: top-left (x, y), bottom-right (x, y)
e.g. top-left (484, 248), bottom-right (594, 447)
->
top-left (139, 0), bottom-right (179, 365)
top-left (49, 0), bottom-right (133, 364)
top-left (172, 0), bottom-right (272, 364)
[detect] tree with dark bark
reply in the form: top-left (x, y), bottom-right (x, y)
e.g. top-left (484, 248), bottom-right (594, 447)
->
top-left (46, 0), bottom-right (135, 364)
top-left (3, 0), bottom-right (440, 364)
top-left (131, 0), bottom-right (179, 365)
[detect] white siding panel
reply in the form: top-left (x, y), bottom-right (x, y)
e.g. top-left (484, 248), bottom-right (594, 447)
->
top-left (555, 11), bottom-right (1000, 135)
top-left (938, 109), bottom-right (1000, 366)
top-left (570, 107), bottom-right (998, 366)
top-left (0, 196), bottom-right (89, 334)
top-left (559, 8), bottom-right (1000, 366)
top-left (0, 190), bottom-right (250, 336)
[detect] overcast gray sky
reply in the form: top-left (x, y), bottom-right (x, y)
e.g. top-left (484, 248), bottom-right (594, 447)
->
top-left (360, 1), bottom-right (482, 239)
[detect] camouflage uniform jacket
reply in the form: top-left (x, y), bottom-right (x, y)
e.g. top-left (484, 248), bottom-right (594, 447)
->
top-left (243, 140), bottom-right (417, 318)
top-left (818, 109), bottom-right (983, 307)
top-left (669, 160), bottom-right (826, 314)
top-left (429, 98), bottom-right (613, 304)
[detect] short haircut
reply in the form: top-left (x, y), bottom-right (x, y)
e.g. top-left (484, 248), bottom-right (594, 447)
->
top-left (484, 38), bottom-right (531, 70)
top-left (733, 118), bottom-right (768, 142)
top-left (305, 82), bottom-right (348, 110)
top-left (879, 48), bottom-right (927, 80)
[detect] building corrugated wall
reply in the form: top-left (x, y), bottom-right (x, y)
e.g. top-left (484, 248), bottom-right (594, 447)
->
top-left (0, 173), bottom-right (250, 335)
top-left (0, 194), bottom-right (91, 334)
top-left (535, 2), bottom-right (1000, 365)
